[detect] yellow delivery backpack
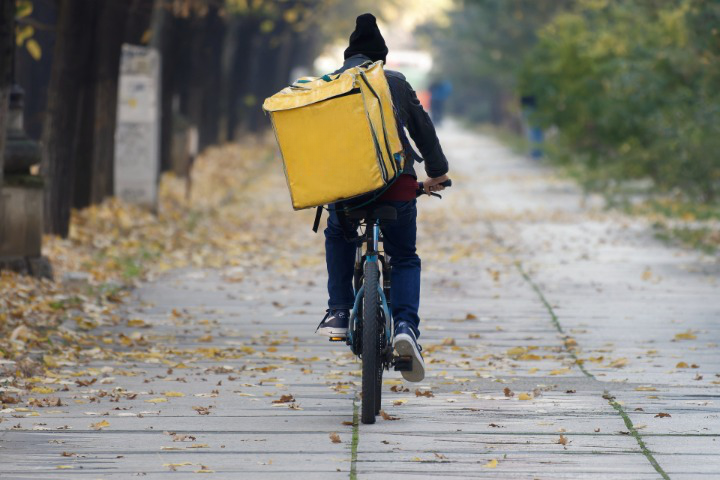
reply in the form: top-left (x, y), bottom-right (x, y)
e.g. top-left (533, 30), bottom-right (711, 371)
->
top-left (263, 61), bottom-right (404, 210)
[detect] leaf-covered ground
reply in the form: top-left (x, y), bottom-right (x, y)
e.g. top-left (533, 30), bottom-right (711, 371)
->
top-left (0, 135), bottom-right (311, 383)
top-left (1, 126), bottom-right (718, 478)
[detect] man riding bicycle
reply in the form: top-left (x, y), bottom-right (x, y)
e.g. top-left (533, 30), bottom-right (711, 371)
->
top-left (316, 14), bottom-right (450, 383)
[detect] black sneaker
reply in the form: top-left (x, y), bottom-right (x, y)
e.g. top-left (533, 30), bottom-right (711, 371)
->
top-left (393, 322), bottom-right (425, 382)
top-left (316, 309), bottom-right (349, 338)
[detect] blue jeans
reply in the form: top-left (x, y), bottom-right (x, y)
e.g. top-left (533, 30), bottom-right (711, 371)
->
top-left (325, 200), bottom-right (421, 336)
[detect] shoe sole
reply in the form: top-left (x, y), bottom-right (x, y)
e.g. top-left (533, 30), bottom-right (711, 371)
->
top-left (316, 326), bottom-right (348, 338)
top-left (393, 333), bottom-right (425, 382)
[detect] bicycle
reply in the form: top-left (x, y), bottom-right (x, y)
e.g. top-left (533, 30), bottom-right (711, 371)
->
top-left (327, 179), bottom-right (452, 424)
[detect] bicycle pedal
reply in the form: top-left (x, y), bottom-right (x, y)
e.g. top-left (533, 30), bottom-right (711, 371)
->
top-left (394, 356), bottom-right (413, 371)
top-left (328, 336), bottom-right (347, 342)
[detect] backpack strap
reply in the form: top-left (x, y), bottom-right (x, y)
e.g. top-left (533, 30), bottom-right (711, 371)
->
top-left (312, 206), bottom-right (324, 233)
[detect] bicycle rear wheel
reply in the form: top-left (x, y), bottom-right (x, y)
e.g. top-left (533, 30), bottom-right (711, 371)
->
top-left (361, 260), bottom-right (381, 424)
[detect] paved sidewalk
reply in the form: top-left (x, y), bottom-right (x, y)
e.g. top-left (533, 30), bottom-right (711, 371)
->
top-left (1, 124), bottom-right (718, 479)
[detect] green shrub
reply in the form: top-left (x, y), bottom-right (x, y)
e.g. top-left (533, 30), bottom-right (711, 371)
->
top-left (519, 0), bottom-right (720, 201)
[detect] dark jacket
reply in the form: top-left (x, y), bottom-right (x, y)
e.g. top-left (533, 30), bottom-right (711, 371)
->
top-left (333, 55), bottom-right (449, 179)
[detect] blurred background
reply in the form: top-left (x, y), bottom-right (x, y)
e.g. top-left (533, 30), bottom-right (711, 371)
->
top-left (0, 0), bottom-right (718, 277)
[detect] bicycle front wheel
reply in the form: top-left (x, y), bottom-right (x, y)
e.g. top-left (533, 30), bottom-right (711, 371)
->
top-left (361, 260), bottom-right (381, 424)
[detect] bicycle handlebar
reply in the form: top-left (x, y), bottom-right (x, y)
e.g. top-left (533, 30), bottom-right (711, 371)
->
top-left (416, 179), bottom-right (452, 198)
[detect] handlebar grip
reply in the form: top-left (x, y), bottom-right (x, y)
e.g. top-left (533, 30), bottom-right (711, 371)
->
top-left (440, 179), bottom-right (452, 188)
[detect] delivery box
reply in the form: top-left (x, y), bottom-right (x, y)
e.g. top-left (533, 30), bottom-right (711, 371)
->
top-left (263, 61), bottom-right (404, 210)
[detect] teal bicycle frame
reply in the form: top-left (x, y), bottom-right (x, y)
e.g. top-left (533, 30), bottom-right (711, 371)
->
top-left (347, 221), bottom-right (393, 354)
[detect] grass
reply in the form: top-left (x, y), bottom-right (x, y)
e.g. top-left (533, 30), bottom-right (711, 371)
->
top-left (653, 224), bottom-right (719, 254)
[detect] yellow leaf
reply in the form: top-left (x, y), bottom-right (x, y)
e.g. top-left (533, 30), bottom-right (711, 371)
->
top-left (91, 420), bottom-right (110, 429)
top-left (675, 362), bottom-right (689, 368)
top-left (519, 353), bottom-right (541, 361)
top-left (140, 29), bottom-right (152, 44)
top-left (43, 355), bottom-right (59, 368)
top-left (127, 318), bottom-right (148, 327)
top-left (16, 25), bottom-right (34, 45)
top-left (163, 462), bottom-right (193, 468)
top-left (549, 368), bottom-right (571, 376)
top-left (383, 379), bottom-right (403, 386)
top-left (164, 391), bottom-right (185, 397)
top-left (674, 331), bottom-right (697, 341)
top-left (145, 397), bottom-right (167, 403)
top-left (635, 386), bottom-right (657, 392)
top-left (188, 443), bottom-right (209, 448)
top-left (482, 459), bottom-right (498, 468)
top-left (609, 358), bottom-right (628, 368)
top-left (506, 347), bottom-right (525, 356)
top-left (56, 465), bottom-right (74, 469)
top-left (518, 393), bottom-right (532, 401)
top-left (31, 386), bottom-right (55, 394)
top-left (17, 1), bottom-right (33, 18)
top-left (26, 39), bottom-right (42, 61)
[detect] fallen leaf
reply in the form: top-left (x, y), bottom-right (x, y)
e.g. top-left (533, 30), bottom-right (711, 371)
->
top-left (655, 412), bottom-right (671, 418)
top-left (518, 393), bottom-right (532, 401)
top-left (272, 394), bottom-right (295, 404)
top-left (415, 389), bottom-right (434, 397)
top-left (506, 347), bottom-right (525, 356)
top-left (557, 434), bottom-right (568, 445)
top-left (482, 459), bottom-right (498, 468)
top-left (30, 386), bottom-right (55, 394)
top-left (329, 432), bottom-right (341, 443)
top-left (164, 391), bottom-right (185, 397)
top-left (503, 387), bottom-right (514, 397)
top-left (608, 358), bottom-right (628, 368)
top-left (91, 420), bottom-right (110, 430)
top-left (674, 331), bottom-right (697, 341)
top-left (379, 410), bottom-right (399, 421)
top-left (145, 397), bottom-right (167, 404)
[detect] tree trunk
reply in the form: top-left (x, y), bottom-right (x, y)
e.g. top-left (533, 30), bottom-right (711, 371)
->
top-left (0, 0), bottom-right (15, 187)
top-left (149, 0), bottom-right (175, 173)
top-left (198, 8), bottom-right (224, 148)
top-left (89, 1), bottom-right (129, 205)
top-left (41, 0), bottom-right (96, 236)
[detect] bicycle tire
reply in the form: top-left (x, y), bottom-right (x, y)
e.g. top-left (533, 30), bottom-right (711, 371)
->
top-left (361, 260), bottom-right (381, 424)
top-left (375, 307), bottom-right (385, 416)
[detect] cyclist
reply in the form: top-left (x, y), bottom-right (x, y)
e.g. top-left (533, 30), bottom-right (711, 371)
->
top-left (316, 13), bottom-right (450, 383)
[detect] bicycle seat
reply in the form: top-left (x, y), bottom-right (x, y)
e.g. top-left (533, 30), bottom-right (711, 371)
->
top-left (347, 205), bottom-right (397, 221)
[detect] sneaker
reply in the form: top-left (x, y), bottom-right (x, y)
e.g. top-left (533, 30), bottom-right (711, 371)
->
top-left (316, 309), bottom-right (349, 338)
top-left (393, 322), bottom-right (425, 382)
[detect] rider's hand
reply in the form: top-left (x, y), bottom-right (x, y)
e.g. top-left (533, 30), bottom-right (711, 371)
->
top-left (425, 174), bottom-right (450, 193)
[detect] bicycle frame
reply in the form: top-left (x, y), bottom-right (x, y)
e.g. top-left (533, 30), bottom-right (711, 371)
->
top-left (347, 219), bottom-right (393, 356)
